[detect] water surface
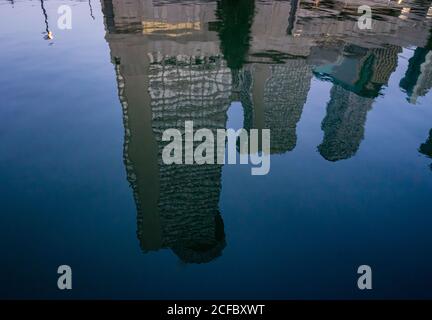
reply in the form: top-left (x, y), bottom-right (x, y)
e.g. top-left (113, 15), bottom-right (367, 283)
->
top-left (1, 0), bottom-right (432, 299)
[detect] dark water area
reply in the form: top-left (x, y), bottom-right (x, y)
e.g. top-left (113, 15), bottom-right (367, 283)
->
top-left (0, 0), bottom-right (432, 299)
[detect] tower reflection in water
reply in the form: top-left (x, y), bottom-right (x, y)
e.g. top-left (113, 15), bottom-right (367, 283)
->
top-left (101, 0), bottom-right (432, 263)
top-left (419, 129), bottom-right (432, 170)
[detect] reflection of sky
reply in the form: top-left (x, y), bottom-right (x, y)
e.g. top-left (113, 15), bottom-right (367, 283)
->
top-left (0, 1), bottom-right (432, 299)
top-left (315, 57), bottom-right (361, 86)
top-left (226, 102), bottom-right (244, 131)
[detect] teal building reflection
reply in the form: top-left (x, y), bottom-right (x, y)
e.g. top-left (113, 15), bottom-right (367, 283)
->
top-left (314, 44), bottom-right (401, 161)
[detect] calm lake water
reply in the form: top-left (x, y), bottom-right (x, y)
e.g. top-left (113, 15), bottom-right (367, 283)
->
top-left (1, 0), bottom-right (432, 299)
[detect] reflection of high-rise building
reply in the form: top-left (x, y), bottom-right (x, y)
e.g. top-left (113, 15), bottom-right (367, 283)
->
top-left (113, 52), bottom-right (230, 264)
top-left (400, 30), bottom-right (432, 104)
top-left (249, 0), bottom-right (312, 60)
top-left (318, 85), bottom-right (374, 161)
top-left (237, 59), bottom-right (313, 154)
top-left (103, 0), bottom-right (230, 263)
top-left (148, 53), bottom-right (231, 263)
top-left (370, 46), bottom-right (402, 86)
top-left (419, 129), bottom-right (432, 170)
top-left (315, 44), bottom-right (401, 161)
top-left (263, 60), bottom-right (313, 153)
top-left (113, 53), bottom-right (229, 263)
top-left (211, 0), bottom-right (255, 69)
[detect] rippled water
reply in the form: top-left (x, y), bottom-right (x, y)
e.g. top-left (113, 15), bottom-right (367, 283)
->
top-left (1, 0), bottom-right (432, 299)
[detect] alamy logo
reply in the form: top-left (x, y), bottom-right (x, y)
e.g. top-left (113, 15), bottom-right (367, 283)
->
top-left (57, 265), bottom-right (72, 290)
top-left (57, 5), bottom-right (72, 30)
top-left (358, 5), bottom-right (372, 30)
top-left (161, 121), bottom-right (271, 175)
top-left (357, 265), bottom-right (372, 290)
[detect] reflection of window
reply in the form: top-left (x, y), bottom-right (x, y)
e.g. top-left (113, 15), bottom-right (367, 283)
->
top-left (399, 7), bottom-right (410, 20)
top-left (142, 21), bottom-right (201, 37)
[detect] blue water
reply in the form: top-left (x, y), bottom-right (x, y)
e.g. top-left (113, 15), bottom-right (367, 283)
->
top-left (0, 0), bottom-right (432, 299)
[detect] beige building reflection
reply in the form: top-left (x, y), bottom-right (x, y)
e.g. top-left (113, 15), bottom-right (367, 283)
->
top-left (101, 0), bottom-right (432, 262)
top-left (103, 0), bottom-right (229, 263)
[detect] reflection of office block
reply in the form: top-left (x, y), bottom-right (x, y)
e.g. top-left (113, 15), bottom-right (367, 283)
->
top-left (370, 45), bottom-right (402, 85)
top-left (212, 0), bottom-right (255, 69)
top-left (148, 54), bottom-right (232, 263)
top-left (157, 163), bottom-right (226, 263)
top-left (319, 85), bottom-right (374, 161)
top-left (263, 60), bottom-right (312, 153)
top-left (419, 129), bottom-right (432, 170)
top-left (237, 67), bottom-right (255, 134)
top-left (250, 0), bottom-right (312, 59)
top-left (237, 60), bottom-right (312, 154)
top-left (148, 54), bottom-right (232, 132)
top-left (107, 0), bottom-right (218, 36)
top-left (103, 0), bottom-right (233, 264)
top-left (420, 129), bottom-right (432, 157)
top-left (400, 46), bottom-right (432, 104)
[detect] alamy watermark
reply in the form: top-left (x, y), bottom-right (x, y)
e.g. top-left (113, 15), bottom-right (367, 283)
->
top-left (357, 265), bottom-right (373, 290)
top-left (54, 263), bottom-right (371, 291)
top-left (57, 5), bottom-right (72, 30)
top-left (358, 5), bottom-right (372, 30)
top-left (57, 265), bottom-right (72, 290)
top-left (161, 121), bottom-right (271, 176)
